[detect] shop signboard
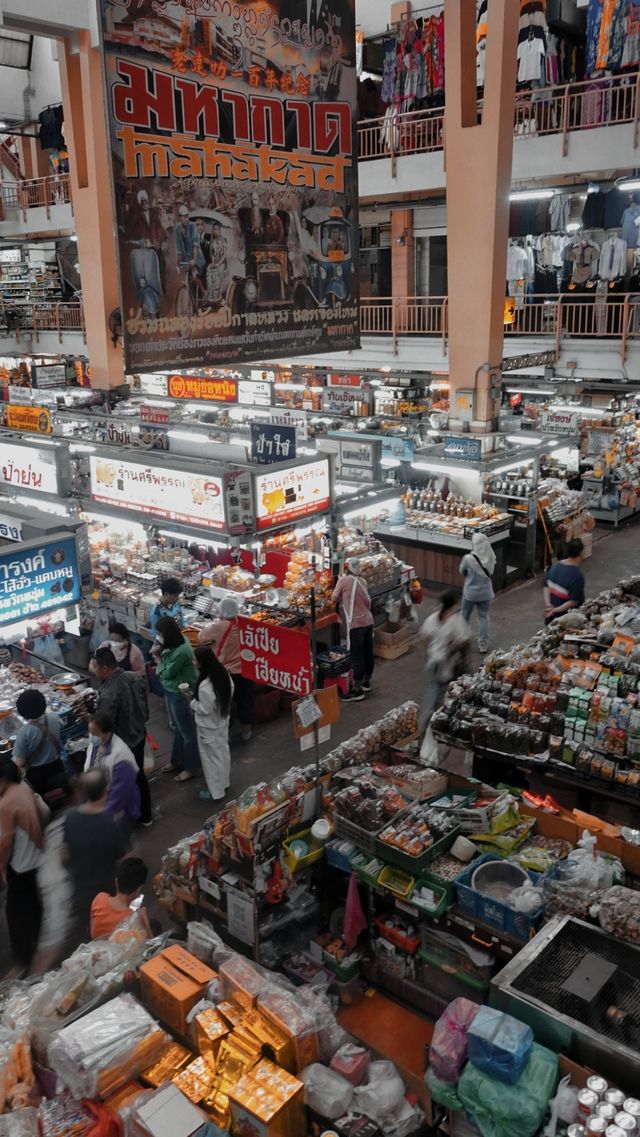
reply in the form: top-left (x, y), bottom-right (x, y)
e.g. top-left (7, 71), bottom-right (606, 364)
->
top-left (89, 455), bottom-right (227, 531)
top-left (31, 363), bottom-right (67, 389)
top-left (139, 424), bottom-right (170, 451)
top-left (383, 436), bottom-right (415, 463)
top-left (99, 0), bottom-right (359, 371)
top-left (2, 405), bottom-right (52, 434)
top-left (238, 616), bottom-right (312, 696)
top-left (94, 420), bottom-right (134, 447)
top-left (538, 408), bottom-right (579, 435)
top-left (327, 373), bottom-right (363, 388)
top-left (140, 403), bottom-right (170, 425)
top-left (258, 407), bottom-right (309, 441)
top-left (0, 442), bottom-right (61, 496)
top-left (7, 386), bottom-right (34, 406)
top-left (501, 350), bottom-right (557, 372)
top-left (167, 375), bottom-right (238, 403)
top-left (238, 379), bottom-right (272, 408)
top-left (138, 374), bottom-right (169, 398)
top-left (250, 423), bottom-right (297, 464)
top-left (224, 470), bottom-right (254, 535)
top-left (322, 387), bottom-right (365, 415)
top-left (254, 458), bottom-right (330, 531)
top-left (339, 438), bottom-right (381, 481)
top-left (0, 533), bottom-right (82, 628)
top-left (0, 516), bottom-right (22, 542)
top-left (443, 436), bottom-right (482, 461)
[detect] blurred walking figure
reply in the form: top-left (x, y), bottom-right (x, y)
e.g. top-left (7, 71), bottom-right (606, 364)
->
top-left (62, 769), bottom-right (129, 923)
top-left (192, 646), bottom-right (234, 803)
top-left (417, 590), bottom-right (471, 732)
top-left (460, 532), bottom-right (496, 653)
top-left (0, 757), bottom-right (49, 973)
top-left (92, 647), bottom-right (152, 827)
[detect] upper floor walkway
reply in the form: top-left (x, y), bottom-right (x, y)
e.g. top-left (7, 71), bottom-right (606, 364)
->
top-left (0, 173), bottom-right (73, 238)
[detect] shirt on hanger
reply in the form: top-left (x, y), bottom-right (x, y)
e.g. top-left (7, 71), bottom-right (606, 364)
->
top-left (517, 37), bottom-right (546, 83)
top-left (506, 244), bottom-right (528, 282)
top-left (599, 236), bottom-right (627, 280)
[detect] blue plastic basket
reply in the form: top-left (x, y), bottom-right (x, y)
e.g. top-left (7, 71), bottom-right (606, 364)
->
top-left (325, 838), bottom-right (356, 874)
top-left (454, 853), bottom-right (544, 941)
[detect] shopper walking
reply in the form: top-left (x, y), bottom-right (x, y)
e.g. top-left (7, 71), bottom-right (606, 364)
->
top-left (332, 559), bottom-right (374, 703)
top-left (149, 577), bottom-right (184, 634)
top-left (84, 711), bottom-right (141, 827)
top-left (192, 645), bottom-right (234, 803)
top-left (543, 538), bottom-right (586, 624)
top-left (460, 532), bottom-right (496, 653)
top-left (90, 622), bottom-right (145, 675)
top-left (92, 647), bottom-right (153, 827)
top-left (199, 598), bottom-right (254, 742)
top-left (12, 689), bottom-right (67, 801)
top-left (62, 769), bottom-right (129, 922)
top-left (0, 757), bottom-right (48, 973)
top-left (153, 617), bottom-right (201, 781)
top-left (417, 590), bottom-right (471, 732)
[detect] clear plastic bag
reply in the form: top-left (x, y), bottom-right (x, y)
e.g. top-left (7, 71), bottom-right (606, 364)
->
top-left (458, 1041), bottom-right (559, 1137)
top-left (429, 997), bottom-right (479, 1084)
top-left (467, 1007), bottom-right (533, 1086)
top-left (0, 1109), bottom-right (40, 1137)
top-left (301, 1063), bottom-right (354, 1119)
top-left (187, 920), bottom-right (226, 965)
top-left (599, 885), bottom-right (640, 944)
top-left (354, 1060), bottom-right (405, 1121)
top-left (425, 1066), bottom-right (464, 1111)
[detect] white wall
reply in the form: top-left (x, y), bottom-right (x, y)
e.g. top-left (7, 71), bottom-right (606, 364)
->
top-left (356, 0), bottom-right (392, 38)
top-left (0, 36), bottom-right (61, 124)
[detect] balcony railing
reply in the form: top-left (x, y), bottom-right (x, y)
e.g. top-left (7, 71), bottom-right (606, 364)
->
top-left (361, 293), bottom-right (640, 361)
top-left (0, 301), bottom-right (85, 343)
top-left (357, 70), bottom-right (640, 167)
top-left (0, 174), bottom-right (72, 221)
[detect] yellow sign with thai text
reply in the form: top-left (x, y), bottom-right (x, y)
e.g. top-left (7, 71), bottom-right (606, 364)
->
top-left (3, 405), bottom-right (52, 434)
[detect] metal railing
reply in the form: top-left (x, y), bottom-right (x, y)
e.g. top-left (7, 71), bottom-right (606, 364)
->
top-left (0, 301), bottom-right (86, 343)
top-left (0, 174), bottom-right (72, 220)
top-left (361, 293), bottom-right (640, 360)
top-left (357, 70), bottom-right (640, 165)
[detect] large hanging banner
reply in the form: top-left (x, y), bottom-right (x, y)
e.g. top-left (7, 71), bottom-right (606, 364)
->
top-left (100, 0), bottom-right (359, 371)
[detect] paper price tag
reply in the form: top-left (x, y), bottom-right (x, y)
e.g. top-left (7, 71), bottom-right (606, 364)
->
top-left (295, 695), bottom-right (322, 729)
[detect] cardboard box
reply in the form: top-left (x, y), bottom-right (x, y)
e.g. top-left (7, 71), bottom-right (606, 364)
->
top-left (195, 1009), bottom-right (230, 1068)
top-left (139, 947), bottom-right (216, 1037)
top-left (129, 1083), bottom-right (210, 1137)
top-left (229, 1059), bottom-right (305, 1137)
top-left (241, 1009), bottom-right (296, 1071)
top-left (374, 621), bottom-right (411, 646)
top-left (219, 956), bottom-right (263, 1011)
top-left (141, 1042), bottom-right (193, 1088)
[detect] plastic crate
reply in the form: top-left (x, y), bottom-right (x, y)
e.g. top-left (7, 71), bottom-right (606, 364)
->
top-left (429, 791), bottom-right (478, 812)
top-left (322, 953), bottom-right (360, 982)
top-left (317, 647), bottom-right (351, 676)
top-left (378, 864), bottom-right (415, 899)
top-left (352, 851), bottom-right (384, 887)
top-left (454, 853), bottom-right (544, 941)
top-left (333, 811), bottom-right (386, 855)
top-left (375, 916), bottom-right (421, 955)
top-left (325, 838), bottom-right (356, 874)
top-left (375, 821), bottom-right (461, 875)
top-left (422, 854), bottom-right (478, 903)
top-left (408, 879), bottom-right (449, 921)
top-left (281, 828), bottom-right (325, 873)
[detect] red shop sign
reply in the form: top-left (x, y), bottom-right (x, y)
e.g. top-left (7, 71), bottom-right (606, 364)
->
top-left (168, 374), bottom-right (238, 403)
top-left (238, 616), bottom-right (312, 696)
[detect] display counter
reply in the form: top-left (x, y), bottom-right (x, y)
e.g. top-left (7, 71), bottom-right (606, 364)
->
top-left (374, 524), bottom-right (511, 590)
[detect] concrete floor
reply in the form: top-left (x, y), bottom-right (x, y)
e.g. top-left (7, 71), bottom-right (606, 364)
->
top-left (1, 518), bottom-right (639, 973)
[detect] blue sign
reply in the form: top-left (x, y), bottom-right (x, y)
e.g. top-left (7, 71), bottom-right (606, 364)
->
top-left (250, 423), bottom-right (297, 465)
top-left (0, 533), bottom-right (82, 628)
top-left (383, 436), bottom-right (415, 463)
top-left (443, 436), bottom-right (482, 461)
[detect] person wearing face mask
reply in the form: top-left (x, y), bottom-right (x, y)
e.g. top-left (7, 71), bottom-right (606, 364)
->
top-left (153, 617), bottom-right (201, 782)
top-left (84, 711), bottom-right (141, 827)
top-left (90, 623), bottom-right (145, 675)
top-left (91, 647), bottom-right (152, 827)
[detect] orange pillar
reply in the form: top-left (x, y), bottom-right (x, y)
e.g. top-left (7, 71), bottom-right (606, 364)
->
top-left (58, 33), bottom-right (124, 389)
top-left (444, 0), bottom-right (519, 430)
top-left (391, 209), bottom-right (415, 294)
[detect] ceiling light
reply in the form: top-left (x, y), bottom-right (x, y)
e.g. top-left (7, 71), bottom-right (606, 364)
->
top-left (566, 221), bottom-right (581, 233)
top-left (509, 189), bottom-right (555, 201)
top-left (618, 178), bottom-right (640, 191)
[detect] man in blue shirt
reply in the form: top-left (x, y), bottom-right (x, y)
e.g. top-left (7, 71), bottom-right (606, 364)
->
top-left (13, 688), bottom-right (67, 799)
top-left (149, 577), bottom-right (184, 634)
top-left (543, 538), bottom-right (585, 625)
top-left (174, 206), bottom-right (205, 273)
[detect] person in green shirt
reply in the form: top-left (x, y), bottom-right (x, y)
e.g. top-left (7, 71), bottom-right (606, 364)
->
top-left (154, 617), bottom-right (201, 782)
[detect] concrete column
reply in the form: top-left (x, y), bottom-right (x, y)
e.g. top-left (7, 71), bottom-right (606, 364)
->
top-left (58, 32), bottom-right (124, 389)
top-left (443, 0), bottom-right (519, 430)
top-left (391, 208), bottom-right (415, 297)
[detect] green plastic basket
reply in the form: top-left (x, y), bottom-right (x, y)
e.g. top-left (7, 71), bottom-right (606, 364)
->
top-left (407, 878), bottom-right (448, 920)
top-left (375, 822), bottom-right (461, 875)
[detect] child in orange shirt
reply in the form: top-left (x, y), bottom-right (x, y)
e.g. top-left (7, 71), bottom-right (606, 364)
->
top-left (90, 856), bottom-right (152, 939)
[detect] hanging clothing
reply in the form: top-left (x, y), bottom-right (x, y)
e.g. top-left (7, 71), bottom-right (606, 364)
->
top-left (570, 240), bottom-right (600, 285)
top-left (621, 2), bottom-right (640, 67)
top-left (599, 236), bottom-right (627, 280)
top-left (518, 35), bottom-right (547, 82)
top-left (549, 194), bottom-right (571, 232)
top-left (586, 0), bottom-right (630, 73)
top-left (621, 203), bottom-right (640, 248)
top-left (507, 243), bottom-right (528, 283)
top-left (38, 105), bottom-right (64, 150)
top-left (191, 675), bottom-right (233, 801)
top-left (477, 0), bottom-right (488, 86)
top-left (604, 187), bottom-right (630, 229)
top-left (582, 190), bottom-right (606, 228)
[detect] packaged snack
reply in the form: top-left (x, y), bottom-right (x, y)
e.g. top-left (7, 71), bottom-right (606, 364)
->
top-left (429, 998), bottom-right (479, 1084)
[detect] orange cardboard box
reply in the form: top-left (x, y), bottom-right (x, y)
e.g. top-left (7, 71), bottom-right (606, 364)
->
top-left (195, 1009), bottom-right (230, 1067)
top-left (140, 948), bottom-right (216, 1036)
top-left (241, 1010), bottom-right (295, 1071)
top-left (228, 1060), bottom-right (305, 1137)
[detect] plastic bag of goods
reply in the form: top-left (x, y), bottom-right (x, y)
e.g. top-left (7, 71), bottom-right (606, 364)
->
top-left (429, 997), bottom-right (479, 1084)
top-left (354, 1060), bottom-right (406, 1122)
top-left (47, 994), bottom-right (167, 1100)
top-left (330, 1042), bottom-right (370, 1085)
top-left (599, 885), bottom-right (640, 944)
top-left (0, 1109), bottom-right (40, 1136)
top-left (425, 1066), bottom-right (464, 1111)
top-left (301, 1063), bottom-right (354, 1119)
top-left (458, 1041), bottom-right (559, 1137)
top-left (466, 1007), bottom-right (533, 1086)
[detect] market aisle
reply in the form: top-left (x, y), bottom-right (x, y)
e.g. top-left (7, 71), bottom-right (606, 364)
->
top-left (0, 520), bottom-right (636, 974)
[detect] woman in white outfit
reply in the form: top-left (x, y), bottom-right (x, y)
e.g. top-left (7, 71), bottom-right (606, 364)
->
top-left (192, 645), bottom-right (234, 803)
top-left (459, 532), bottom-right (496, 653)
